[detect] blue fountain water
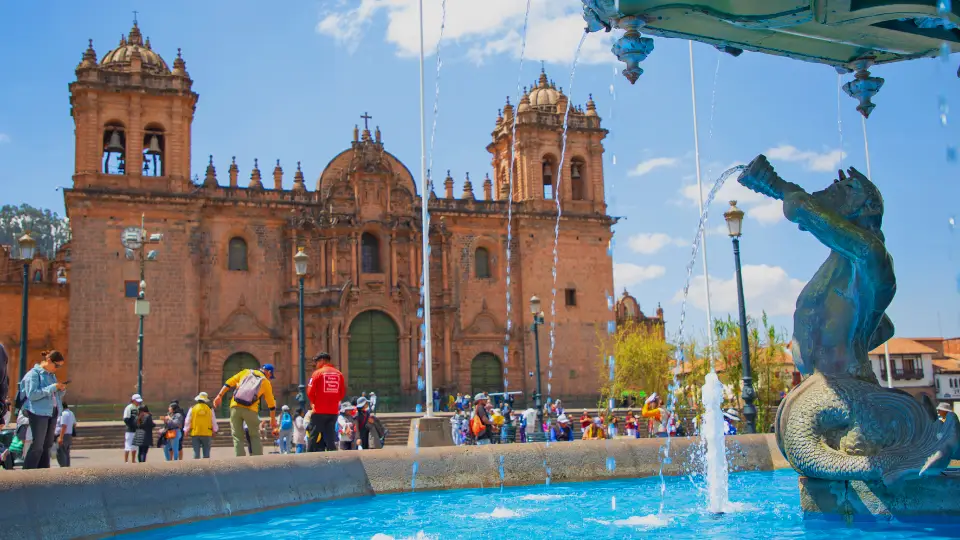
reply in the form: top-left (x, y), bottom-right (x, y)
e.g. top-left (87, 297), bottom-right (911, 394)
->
top-left (118, 469), bottom-right (960, 540)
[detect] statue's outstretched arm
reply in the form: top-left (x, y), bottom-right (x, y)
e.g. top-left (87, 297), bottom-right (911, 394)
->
top-left (782, 192), bottom-right (885, 264)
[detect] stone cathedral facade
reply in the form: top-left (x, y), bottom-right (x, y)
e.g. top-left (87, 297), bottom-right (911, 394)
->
top-left (62, 23), bottom-right (618, 410)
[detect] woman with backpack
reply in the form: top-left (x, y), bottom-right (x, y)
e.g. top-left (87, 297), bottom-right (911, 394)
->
top-left (277, 405), bottom-right (294, 454)
top-left (133, 405), bottom-right (155, 463)
top-left (184, 392), bottom-right (217, 459)
top-left (18, 350), bottom-right (66, 469)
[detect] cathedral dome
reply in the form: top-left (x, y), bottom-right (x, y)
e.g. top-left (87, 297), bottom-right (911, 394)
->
top-left (526, 70), bottom-right (561, 108)
top-left (99, 23), bottom-right (170, 75)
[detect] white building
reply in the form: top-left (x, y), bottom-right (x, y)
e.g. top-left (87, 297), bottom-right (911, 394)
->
top-left (867, 338), bottom-right (937, 403)
top-left (934, 356), bottom-right (960, 414)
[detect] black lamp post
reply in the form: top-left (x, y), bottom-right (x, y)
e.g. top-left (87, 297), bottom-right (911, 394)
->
top-left (294, 247), bottom-right (309, 406)
top-left (17, 232), bottom-right (36, 382)
top-left (129, 216), bottom-right (162, 396)
top-left (529, 295), bottom-right (545, 432)
top-left (724, 200), bottom-right (757, 434)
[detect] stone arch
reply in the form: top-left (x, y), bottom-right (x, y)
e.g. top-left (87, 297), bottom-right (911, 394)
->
top-left (570, 156), bottom-right (587, 201)
top-left (348, 309), bottom-right (400, 410)
top-left (102, 120), bottom-right (127, 175)
top-left (361, 231), bottom-right (382, 273)
top-left (220, 351), bottom-right (261, 416)
top-left (142, 122), bottom-right (166, 177)
top-left (541, 153), bottom-right (558, 200)
top-left (471, 353), bottom-right (504, 397)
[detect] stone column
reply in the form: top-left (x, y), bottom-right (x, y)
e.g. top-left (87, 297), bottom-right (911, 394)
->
top-left (351, 232), bottom-right (359, 285)
top-left (399, 332), bottom-right (411, 395)
top-left (443, 317), bottom-right (453, 387)
top-left (319, 238), bottom-right (327, 287)
top-left (339, 329), bottom-right (350, 379)
top-left (441, 236), bottom-right (449, 292)
top-left (128, 94), bottom-right (143, 186)
top-left (330, 238), bottom-right (338, 285)
top-left (390, 232), bottom-right (398, 289)
top-left (408, 236), bottom-right (415, 284)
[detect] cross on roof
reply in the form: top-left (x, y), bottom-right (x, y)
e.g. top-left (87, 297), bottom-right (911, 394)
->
top-left (360, 112), bottom-right (372, 131)
top-left (133, 10), bottom-right (138, 24)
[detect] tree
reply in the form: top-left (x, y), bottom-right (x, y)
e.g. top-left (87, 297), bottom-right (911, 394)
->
top-left (0, 204), bottom-right (70, 257)
top-left (598, 321), bottom-right (674, 408)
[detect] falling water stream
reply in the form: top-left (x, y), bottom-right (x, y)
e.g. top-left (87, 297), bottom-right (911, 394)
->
top-left (547, 31), bottom-right (588, 413)
top-left (656, 164), bottom-right (746, 515)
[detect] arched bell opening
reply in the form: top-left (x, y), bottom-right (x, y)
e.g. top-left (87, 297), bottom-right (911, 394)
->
top-left (102, 122), bottom-right (127, 175)
top-left (142, 125), bottom-right (166, 177)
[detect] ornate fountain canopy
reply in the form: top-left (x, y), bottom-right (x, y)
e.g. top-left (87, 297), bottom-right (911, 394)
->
top-left (584, 0), bottom-right (959, 115)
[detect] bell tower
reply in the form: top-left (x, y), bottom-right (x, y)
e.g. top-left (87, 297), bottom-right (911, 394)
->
top-left (69, 20), bottom-right (198, 192)
top-left (486, 68), bottom-right (607, 212)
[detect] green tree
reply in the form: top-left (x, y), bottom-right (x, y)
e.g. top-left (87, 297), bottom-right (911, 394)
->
top-left (0, 204), bottom-right (70, 257)
top-left (598, 321), bottom-right (674, 408)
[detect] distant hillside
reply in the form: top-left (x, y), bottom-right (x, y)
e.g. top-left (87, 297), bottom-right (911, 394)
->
top-left (0, 204), bottom-right (71, 258)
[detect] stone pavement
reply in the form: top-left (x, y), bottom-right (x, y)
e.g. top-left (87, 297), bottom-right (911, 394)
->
top-left (49, 445), bottom-right (286, 469)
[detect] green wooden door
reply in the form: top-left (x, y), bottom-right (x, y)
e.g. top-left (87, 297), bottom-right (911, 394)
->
top-left (348, 311), bottom-right (400, 409)
top-left (471, 353), bottom-right (503, 397)
top-left (221, 352), bottom-right (260, 417)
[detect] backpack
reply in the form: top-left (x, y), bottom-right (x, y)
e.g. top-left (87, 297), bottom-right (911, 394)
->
top-left (280, 412), bottom-right (292, 430)
top-left (470, 415), bottom-right (485, 437)
top-left (233, 371), bottom-right (264, 406)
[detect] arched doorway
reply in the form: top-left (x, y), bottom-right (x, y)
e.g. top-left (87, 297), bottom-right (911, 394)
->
top-left (221, 352), bottom-right (260, 417)
top-left (471, 353), bottom-right (503, 398)
top-left (348, 310), bottom-right (400, 411)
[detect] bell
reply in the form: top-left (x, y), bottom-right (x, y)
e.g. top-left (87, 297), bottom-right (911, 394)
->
top-left (571, 164), bottom-right (581, 179)
top-left (104, 130), bottom-right (124, 153)
top-left (543, 163), bottom-right (552, 178)
top-left (144, 135), bottom-right (162, 156)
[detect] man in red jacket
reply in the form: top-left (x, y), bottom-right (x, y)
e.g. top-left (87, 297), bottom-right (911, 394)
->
top-left (306, 352), bottom-right (345, 452)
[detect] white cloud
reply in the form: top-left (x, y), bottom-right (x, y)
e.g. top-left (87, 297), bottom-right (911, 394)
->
top-left (626, 233), bottom-right (683, 255)
top-left (0, 133), bottom-right (9, 144)
top-left (628, 157), bottom-right (679, 177)
top-left (614, 263), bottom-right (666, 290)
top-left (673, 264), bottom-right (806, 317)
top-left (765, 145), bottom-right (846, 173)
top-left (750, 200), bottom-right (784, 225)
top-left (316, 0), bottom-right (617, 65)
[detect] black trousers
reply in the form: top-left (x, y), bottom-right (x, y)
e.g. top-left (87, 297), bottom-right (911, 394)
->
top-left (24, 410), bottom-right (57, 470)
top-left (56, 434), bottom-right (72, 467)
top-left (138, 446), bottom-right (149, 462)
top-left (307, 413), bottom-right (338, 452)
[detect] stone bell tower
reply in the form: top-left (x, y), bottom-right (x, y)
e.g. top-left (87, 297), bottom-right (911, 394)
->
top-left (486, 67), bottom-right (607, 213)
top-left (69, 20), bottom-right (198, 192)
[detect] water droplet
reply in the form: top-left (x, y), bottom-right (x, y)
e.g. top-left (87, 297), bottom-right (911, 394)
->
top-left (607, 295), bottom-right (614, 310)
top-left (948, 145), bottom-right (957, 162)
top-left (506, 275), bottom-right (511, 286)
top-left (611, 496), bottom-right (617, 510)
top-left (609, 83), bottom-right (615, 95)
top-left (663, 456), bottom-right (672, 464)
top-left (607, 320), bottom-right (616, 334)
top-left (612, 154), bottom-right (617, 165)
top-left (939, 0), bottom-right (952, 16)
top-left (939, 95), bottom-right (949, 126)
top-left (417, 376), bottom-right (425, 391)
top-left (547, 383), bottom-right (552, 394)
top-left (417, 307), bottom-right (424, 318)
top-left (606, 457), bottom-right (616, 471)
top-left (941, 42), bottom-right (952, 62)
top-left (415, 403), bottom-right (423, 413)
top-left (547, 370), bottom-right (553, 379)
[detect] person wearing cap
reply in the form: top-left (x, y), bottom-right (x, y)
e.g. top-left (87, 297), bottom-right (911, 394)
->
top-left (369, 391), bottom-right (378, 413)
top-left (549, 414), bottom-right (574, 442)
top-left (277, 405), bottom-right (294, 454)
top-left (306, 352), bottom-right (345, 452)
top-left (184, 392), bottom-right (218, 459)
top-left (642, 393), bottom-right (669, 438)
top-left (336, 401), bottom-right (358, 450)
top-left (471, 393), bottom-right (494, 445)
top-left (213, 363), bottom-right (278, 457)
top-left (123, 393), bottom-right (144, 463)
top-left (723, 408), bottom-right (740, 435)
top-left (937, 402), bottom-right (954, 422)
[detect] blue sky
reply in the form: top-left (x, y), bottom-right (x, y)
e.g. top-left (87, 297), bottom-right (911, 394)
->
top-left (0, 0), bottom-right (958, 341)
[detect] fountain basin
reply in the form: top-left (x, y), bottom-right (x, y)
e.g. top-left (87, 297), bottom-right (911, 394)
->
top-left (0, 435), bottom-right (784, 539)
top-left (800, 472), bottom-right (960, 523)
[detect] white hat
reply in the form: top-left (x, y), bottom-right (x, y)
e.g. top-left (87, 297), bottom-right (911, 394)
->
top-left (645, 392), bottom-right (659, 405)
top-left (194, 392), bottom-right (209, 402)
top-left (557, 414), bottom-right (570, 424)
top-left (723, 408), bottom-right (741, 422)
top-left (131, 394), bottom-right (143, 403)
top-left (281, 405), bottom-right (290, 411)
top-left (370, 391), bottom-right (376, 395)
top-left (474, 392), bottom-right (488, 401)
top-left (593, 417), bottom-right (603, 424)
top-left (937, 402), bottom-right (953, 413)
top-left (340, 401), bottom-right (356, 413)
top-left (357, 397), bottom-right (368, 408)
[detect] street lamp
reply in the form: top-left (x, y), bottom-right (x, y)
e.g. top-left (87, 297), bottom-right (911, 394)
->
top-left (17, 232), bottom-right (36, 382)
top-left (529, 295), bottom-right (545, 435)
top-left (294, 247), bottom-right (309, 406)
top-left (124, 215), bottom-right (162, 396)
top-left (723, 200), bottom-right (757, 434)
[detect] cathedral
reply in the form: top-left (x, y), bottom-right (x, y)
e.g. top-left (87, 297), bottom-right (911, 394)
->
top-left (61, 22), bottom-right (617, 411)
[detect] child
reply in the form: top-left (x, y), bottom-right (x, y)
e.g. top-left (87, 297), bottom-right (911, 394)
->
top-left (277, 405), bottom-right (294, 454)
top-left (293, 407), bottom-right (307, 453)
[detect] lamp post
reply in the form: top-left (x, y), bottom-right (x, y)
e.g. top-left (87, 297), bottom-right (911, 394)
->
top-left (723, 200), bottom-right (757, 434)
top-left (529, 295), bottom-right (545, 432)
top-left (124, 215), bottom-right (162, 396)
top-left (17, 232), bottom-right (36, 381)
top-left (294, 247), bottom-right (309, 406)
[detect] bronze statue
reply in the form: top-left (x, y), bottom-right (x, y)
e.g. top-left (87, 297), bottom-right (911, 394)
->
top-left (737, 155), bottom-right (960, 485)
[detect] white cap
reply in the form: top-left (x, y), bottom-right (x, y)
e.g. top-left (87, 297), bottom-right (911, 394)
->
top-left (357, 397), bottom-right (368, 407)
top-left (474, 393), bottom-right (488, 401)
top-left (281, 405), bottom-right (290, 411)
top-left (557, 414), bottom-right (570, 424)
top-left (937, 402), bottom-right (952, 413)
top-left (645, 392), bottom-right (658, 405)
top-left (131, 394), bottom-right (143, 403)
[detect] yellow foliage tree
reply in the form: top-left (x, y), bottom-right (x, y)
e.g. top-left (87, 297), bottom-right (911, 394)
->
top-left (597, 321), bottom-right (674, 407)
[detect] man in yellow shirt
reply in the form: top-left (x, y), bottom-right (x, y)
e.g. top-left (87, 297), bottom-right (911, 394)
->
top-left (213, 364), bottom-right (277, 456)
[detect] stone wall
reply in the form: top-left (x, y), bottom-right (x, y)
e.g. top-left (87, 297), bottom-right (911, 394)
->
top-left (0, 282), bottom-right (69, 400)
top-left (0, 434), bottom-right (787, 539)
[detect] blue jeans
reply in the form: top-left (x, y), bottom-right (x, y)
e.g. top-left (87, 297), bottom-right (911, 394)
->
top-left (296, 443), bottom-right (305, 453)
top-left (164, 431), bottom-right (182, 460)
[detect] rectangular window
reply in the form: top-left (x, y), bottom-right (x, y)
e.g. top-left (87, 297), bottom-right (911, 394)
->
top-left (565, 288), bottom-right (577, 307)
top-left (124, 280), bottom-right (139, 298)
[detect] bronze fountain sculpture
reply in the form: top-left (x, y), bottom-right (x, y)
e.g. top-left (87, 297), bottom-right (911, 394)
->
top-left (737, 155), bottom-right (960, 485)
